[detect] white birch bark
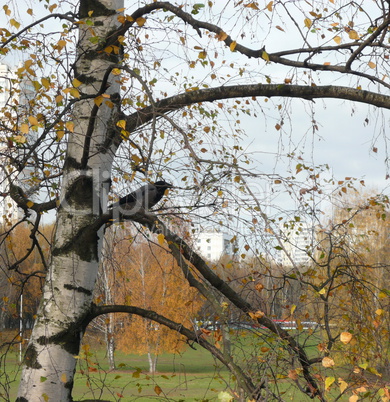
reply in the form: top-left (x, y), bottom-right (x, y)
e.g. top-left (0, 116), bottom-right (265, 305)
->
top-left (17, 0), bottom-right (123, 400)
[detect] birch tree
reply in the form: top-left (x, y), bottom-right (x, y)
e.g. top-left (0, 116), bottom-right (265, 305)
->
top-left (0, 0), bottom-right (389, 400)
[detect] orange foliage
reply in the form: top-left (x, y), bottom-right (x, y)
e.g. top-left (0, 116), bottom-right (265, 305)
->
top-left (110, 239), bottom-right (202, 356)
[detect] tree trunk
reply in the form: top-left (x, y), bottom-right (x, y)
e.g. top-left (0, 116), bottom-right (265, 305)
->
top-left (17, 0), bottom-right (123, 400)
top-left (147, 352), bottom-right (158, 374)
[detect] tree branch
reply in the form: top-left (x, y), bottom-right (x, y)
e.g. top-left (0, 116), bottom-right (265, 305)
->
top-left (124, 212), bottom-right (325, 400)
top-left (123, 83), bottom-right (390, 136)
top-left (89, 303), bottom-right (259, 398)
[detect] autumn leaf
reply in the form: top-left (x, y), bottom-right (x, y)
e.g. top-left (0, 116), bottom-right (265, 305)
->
top-left (290, 304), bottom-right (296, 315)
top-left (255, 282), bottom-right (264, 291)
top-left (65, 121), bottom-right (75, 132)
top-left (154, 385), bottom-right (162, 395)
top-left (265, 1), bottom-right (273, 12)
top-left (322, 356), bottom-right (335, 368)
top-left (340, 332), bottom-right (353, 344)
top-left (41, 77), bottom-right (50, 89)
top-left (136, 17), bottom-right (146, 27)
top-left (368, 61), bottom-right (376, 69)
top-left (333, 36), bottom-right (341, 44)
top-left (249, 310), bottom-right (264, 319)
top-left (348, 30), bottom-right (359, 40)
top-left (244, 2), bottom-right (260, 10)
top-left (157, 233), bottom-right (165, 246)
top-left (28, 116), bottom-right (39, 126)
top-left (216, 31), bottom-right (228, 41)
top-left (288, 369), bottom-right (298, 380)
top-left (339, 378), bottom-right (348, 393)
top-left (10, 18), bottom-right (21, 29)
top-left (325, 376), bottom-right (335, 390)
top-left (304, 18), bottom-right (312, 28)
top-left (229, 41), bottom-right (237, 51)
top-left (116, 120), bottom-right (126, 129)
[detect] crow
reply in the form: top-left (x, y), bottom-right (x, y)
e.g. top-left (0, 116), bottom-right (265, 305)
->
top-left (109, 180), bottom-right (173, 213)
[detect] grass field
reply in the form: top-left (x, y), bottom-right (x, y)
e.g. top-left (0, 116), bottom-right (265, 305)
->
top-left (1, 329), bottom-right (386, 401)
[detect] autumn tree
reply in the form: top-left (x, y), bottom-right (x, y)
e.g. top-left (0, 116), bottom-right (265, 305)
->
top-left (0, 0), bottom-right (389, 401)
top-left (103, 233), bottom-right (201, 373)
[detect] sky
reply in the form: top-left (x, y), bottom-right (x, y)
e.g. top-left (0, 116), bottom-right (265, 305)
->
top-left (2, 0), bottom-right (389, 226)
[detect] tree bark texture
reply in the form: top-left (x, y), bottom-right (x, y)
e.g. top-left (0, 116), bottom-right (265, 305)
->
top-left (17, 0), bottom-right (123, 400)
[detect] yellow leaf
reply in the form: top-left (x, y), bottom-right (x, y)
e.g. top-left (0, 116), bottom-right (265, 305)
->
top-left (157, 233), bottom-right (165, 246)
top-left (26, 200), bottom-right (34, 208)
top-left (322, 356), bottom-right (335, 368)
top-left (136, 17), bottom-right (146, 27)
top-left (266, 1), bottom-right (273, 12)
top-left (376, 308), bottom-right (384, 316)
top-left (318, 287), bottom-right (326, 295)
top-left (41, 77), bottom-right (50, 89)
top-left (349, 395), bottom-right (359, 402)
top-left (28, 116), bottom-right (39, 126)
top-left (368, 61), bottom-right (376, 69)
top-left (340, 332), bottom-right (353, 344)
top-left (116, 120), bottom-right (126, 129)
top-left (72, 78), bottom-right (82, 88)
top-left (57, 39), bottom-right (67, 50)
top-left (304, 18), bottom-right (312, 28)
top-left (333, 35), bottom-right (341, 44)
top-left (69, 88), bottom-right (80, 98)
top-left (27, 8), bottom-right (33, 15)
top-left (56, 130), bottom-right (65, 140)
top-left (339, 379), bottom-right (348, 393)
top-left (261, 50), bottom-right (270, 62)
top-left (216, 31), bottom-right (228, 41)
top-left (10, 18), bottom-right (21, 29)
top-left (20, 123), bottom-right (29, 134)
top-left (290, 304), bottom-right (296, 315)
top-left (94, 95), bottom-right (104, 107)
top-left (325, 376), bottom-right (335, 391)
top-left (229, 41), bottom-right (237, 52)
top-left (61, 373), bottom-right (67, 383)
top-left (348, 30), bottom-right (359, 40)
top-left (154, 385), bottom-right (162, 395)
top-left (3, 5), bottom-right (11, 16)
top-left (55, 95), bottom-right (64, 104)
top-left (65, 121), bottom-right (75, 132)
top-left (14, 135), bottom-right (26, 143)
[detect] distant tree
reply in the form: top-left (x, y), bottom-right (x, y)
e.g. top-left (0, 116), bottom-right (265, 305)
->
top-left (108, 236), bottom-right (202, 373)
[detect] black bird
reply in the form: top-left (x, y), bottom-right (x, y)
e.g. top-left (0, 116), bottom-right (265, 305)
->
top-left (109, 180), bottom-right (173, 213)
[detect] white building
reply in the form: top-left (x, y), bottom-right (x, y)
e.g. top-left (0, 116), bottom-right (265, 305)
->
top-left (195, 228), bottom-right (234, 261)
top-left (278, 221), bottom-right (316, 267)
top-left (0, 63), bottom-right (35, 224)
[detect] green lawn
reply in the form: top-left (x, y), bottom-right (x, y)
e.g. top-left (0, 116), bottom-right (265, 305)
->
top-left (1, 329), bottom-right (386, 401)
